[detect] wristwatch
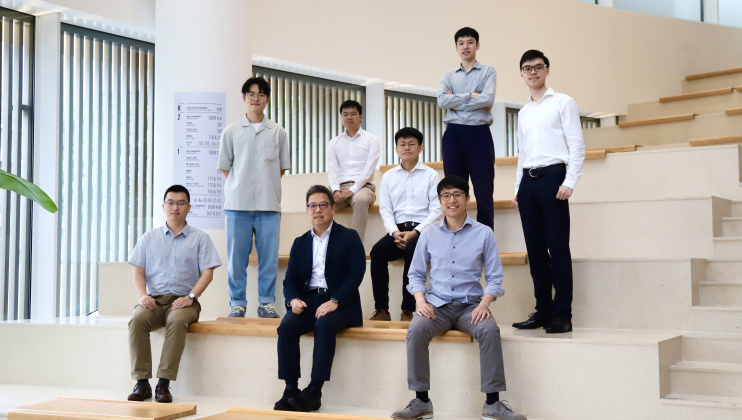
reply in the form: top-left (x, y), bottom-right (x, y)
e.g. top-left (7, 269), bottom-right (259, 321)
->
top-left (330, 297), bottom-right (339, 305)
top-left (188, 293), bottom-right (196, 300)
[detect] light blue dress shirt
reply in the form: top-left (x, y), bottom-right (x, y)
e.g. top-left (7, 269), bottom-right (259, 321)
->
top-left (437, 61), bottom-right (497, 126)
top-left (407, 215), bottom-right (504, 307)
top-left (129, 223), bottom-right (222, 296)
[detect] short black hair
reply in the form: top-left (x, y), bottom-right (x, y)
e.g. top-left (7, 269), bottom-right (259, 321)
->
top-left (454, 27), bottom-right (479, 44)
top-left (241, 76), bottom-right (271, 97)
top-left (520, 49), bottom-right (550, 70)
top-left (437, 175), bottom-right (469, 196)
top-left (164, 184), bottom-right (190, 203)
top-left (339, 100), bottom-right (363, 115)
top-left (306, 184), bottom-right (335, 206)
top-left (395, 127), bottom-right (424, 146)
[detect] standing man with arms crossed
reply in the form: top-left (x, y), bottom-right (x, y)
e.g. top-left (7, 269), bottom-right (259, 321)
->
top-left (217, 76), bottom-right (291, 319)
top-left (511, 50), bottom-right (585, 334)
top-left (437, 26), bottom-right (497, 230)
top-left (127, 185), bottom-right (222, 403)
top-left (326, 99), bottom-right (381, 242)
top-left (391, 176), bottom-right (526, 420)
top-left (369, 127), bottom-right (441, 322)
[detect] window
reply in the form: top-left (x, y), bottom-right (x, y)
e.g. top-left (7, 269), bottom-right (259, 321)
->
top-left (0, 7), bottom-right (34, 321)
top-left (384, 91), bottom-right (446, 164)
top-left (58, 24), bottom-right (154, 317)
top-left (254, 66), bottom-right (365, 174)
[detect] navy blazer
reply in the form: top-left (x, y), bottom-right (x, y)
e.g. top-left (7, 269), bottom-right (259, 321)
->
top-left (282, 222), bottom-right (366, 327)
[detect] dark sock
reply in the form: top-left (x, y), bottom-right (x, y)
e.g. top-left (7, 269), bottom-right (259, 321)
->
top-left (137, 379), bottom-right (149, 386)
top-left (157, 378), bottom-right (170, 387)
top-left (285, 380), bottom-right (299, 393)
top-left (416, 391), bottom-right (429, 403)
top-left (307, 379), bottom-right (324, 394)
top-left (486, 392), bottom-right (499, 404)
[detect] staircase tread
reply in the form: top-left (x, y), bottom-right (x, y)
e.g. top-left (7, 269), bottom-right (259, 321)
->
top-left (721, 217), bottom-right (742, 221)
top-left (673, 360), bottom-right (742, 372)
top-left (664, 393), bottom-right (742, 407)
top-left (699, 280), bottom-right (742, 286)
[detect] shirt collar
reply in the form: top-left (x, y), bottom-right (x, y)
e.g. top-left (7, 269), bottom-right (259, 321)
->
top-left (161, 222), bottom-right (191, 237)
top-left (456, 61), bottom-right (482, 73)
top-left (240, 115), bottom-right (274, 129)
top-left (394, 160), bottom-right (426, 174)
top-left (527, 87), bottom-right (555, 104)
top-left (342, 127), bottom-right (365, 140)
top-left (437, 215), bottom-right (473, 233)
top-left (310, 221), bottom-right (334, 240)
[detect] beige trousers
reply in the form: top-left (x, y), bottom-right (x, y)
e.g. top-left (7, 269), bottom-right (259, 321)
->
top-left (128, 294), bottom-right (201, 380)
top-left (334, 182), bottom-right (376, 241)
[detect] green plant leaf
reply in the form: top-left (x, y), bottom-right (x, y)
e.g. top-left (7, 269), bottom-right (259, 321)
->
top-left (0, 169), bottom-right (57, 213)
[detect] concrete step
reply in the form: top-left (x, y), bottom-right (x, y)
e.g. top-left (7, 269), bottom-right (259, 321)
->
top-left (682, 69), bottom-right (742, 94)
top-left (706, 259), bottom-right (742, 283)
top-left (699, 281), bottom-right (742, 306)
top-left (722, 217), bottom-right (742, 237)
top-left (662, 393), bottom-right (742, 420)
top-left (733, 201), bottom-right (742, 217)
top-left (692, 306), bottom-right (742, 333)
top-left (627, 89), bottom-right (742, 121)
top-left (584, 112), bottom-right (742, 149)
top-left (713, 237), bottom-right (742, 258)
top-left (681, 333), bottom-right (742, 364)
top-left (670, 361), bottom-right (742, 398)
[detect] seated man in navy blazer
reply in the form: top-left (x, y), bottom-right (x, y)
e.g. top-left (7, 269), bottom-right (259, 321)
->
top-left (274, 184), bottom-right (366, 412)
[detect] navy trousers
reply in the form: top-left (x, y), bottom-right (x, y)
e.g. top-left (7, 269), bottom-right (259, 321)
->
top-left (516, 168), bottom-right (573, 319)
top-left (369, 225), bottom-right (419, 312)
top-left (441, 123), bottom-right (495, 230)
top-left (277, 291), bottom-right (349, 381)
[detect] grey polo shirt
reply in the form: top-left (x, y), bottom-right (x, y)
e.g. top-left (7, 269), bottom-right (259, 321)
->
top-left (217, 115), bottom-right (291, 211)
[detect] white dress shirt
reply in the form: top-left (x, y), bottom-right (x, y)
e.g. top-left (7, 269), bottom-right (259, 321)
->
top-left (515, 88), bottom-right (586, 194)
top-left (327, 128), bottom-right (381, 193)
top-left (309, 222), bottom-right (333, 289)
top-left (379, 161), bottom-right (443, 236)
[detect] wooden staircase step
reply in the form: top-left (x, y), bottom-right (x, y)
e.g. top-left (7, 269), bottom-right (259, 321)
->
top-left (249, 252), bottom-right (527, 266)
top-left (188, 317), bottom-right (473, 343)
top-left (659, 87), bottom-right (734, 103)
top-left (726, 107), bottom-right (742, 116)
top-left (8, 398), bottom-right (196, 420)
top-left (689, 135), bottom-right (742, 147)
top-left (686, 67), bottom-right (742, 81)
top-left (617, 113), bottom-right (695, 128)
top-left (199, 407), bottom-right (389, 420)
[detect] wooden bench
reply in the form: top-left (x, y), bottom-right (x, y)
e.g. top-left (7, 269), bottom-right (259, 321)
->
top-left (659, 87), bottom-right (734, 103)
top-left (249, 252), bottom-right (528, 266)
top-left (199, 407), bottom-right (389, 420)
top-left (188, 317), bottom-right (473, 343)
top-left (617, 113), bottom-right (695, 128)
top-left (8, 398), bottom-right (196, 420)
top-left (686, 67), bottom-right (742, 81)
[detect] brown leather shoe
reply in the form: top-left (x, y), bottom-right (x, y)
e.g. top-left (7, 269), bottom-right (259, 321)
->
top-left (400, 310), bottom-right (414, 322)
top-left (155, 383), bottom-right (172, 403)
top-left (369, 309), bottom-right (391, 321)
top-left (127, 382), bottom-right (152, 401)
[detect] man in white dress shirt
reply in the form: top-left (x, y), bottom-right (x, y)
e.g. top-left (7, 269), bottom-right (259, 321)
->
top-left (369, 127), bottom-right (442, 322)
top-left (511, 50), bottom-right (585, 334)
top-left (326, 100), bottom-right (381, 242)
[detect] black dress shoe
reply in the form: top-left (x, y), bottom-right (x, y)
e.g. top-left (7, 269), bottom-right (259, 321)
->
top-left (512, 313), bottom-right (551, 329)
top-left (127, 382), bottom-right (152, 401)
top-left (287, 389), bottom-right (322, 412)
top-left (545, 318), bottom-right (572, 333)
top-left (274, 388), bottom-right (300, 411)
top-left (155, 383), bottom-right (173, 403)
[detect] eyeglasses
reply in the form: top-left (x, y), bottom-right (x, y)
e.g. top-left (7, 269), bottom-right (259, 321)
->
top-left (439, 192), bottom-right (466, 200)
top-left (307, 202), bottom-right (331, 212)
top-left (521, 64), bottom-right (547, 73)
top-left (164, 201), bottom-right (189, 208)
top-left (246, 92), bottom-right (267, 99)
top-left (396, 141), bottom-right (419, 149)
top-left (341, 112), bottom-right (360, 119)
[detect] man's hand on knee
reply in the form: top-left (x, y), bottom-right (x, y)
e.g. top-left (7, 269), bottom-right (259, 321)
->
top-left (172, 296), bottom-right (193, 310)
top-left (471, 302), bottom-right (491, 325)
top-left (333, 190), bottom-right (344, 204)
top-left (139, 295), bottom-right (156, 311)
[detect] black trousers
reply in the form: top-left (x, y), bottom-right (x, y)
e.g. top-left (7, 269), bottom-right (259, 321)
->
top-left (442, 123), bottom-right (495, 230)
top-left (277, 291), bottom-right (349, 381)
top-left (516, 168), bottom-right (573, 319)
top-left (369, 224), bottom-right (419, 312)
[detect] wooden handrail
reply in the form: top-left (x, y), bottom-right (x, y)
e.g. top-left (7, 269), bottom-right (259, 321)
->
top-left (685, 67), bottom-right (742, 81)
top-left (659, 87), bottom-right (734, 103)
top-left (617, 113), bottom-right (695, 128)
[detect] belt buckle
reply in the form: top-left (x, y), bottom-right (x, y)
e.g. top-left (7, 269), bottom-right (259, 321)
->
top-left (318, 288), bottom-right (327, 294)
top-left (528, 168), bottom-right (538, 178)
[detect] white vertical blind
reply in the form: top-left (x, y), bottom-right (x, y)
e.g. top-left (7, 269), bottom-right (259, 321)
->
top-left (0, 8), bottom-right (34, 321)
top-left (254, 66), bottom-right (365, 175)
top-left (58, 24), bottom-right (154, 317)
top-left (384, 91), bottom-right (446, 165)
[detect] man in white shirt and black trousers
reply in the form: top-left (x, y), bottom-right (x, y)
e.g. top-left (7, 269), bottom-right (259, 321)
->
top-left (511, 50), bottom-right (585, 334)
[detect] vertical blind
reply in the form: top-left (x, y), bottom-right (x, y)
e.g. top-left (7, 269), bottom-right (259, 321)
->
top-left (0, 8), bottom-right (34, 321)
top-left (58, 24), bottom-right (154, 317)
top-left (507, 107), bottom-right (599, 157)
top-left (384, 91), bottom-right (446, 165)
top-left (254, 66), bottom-right (365, 174)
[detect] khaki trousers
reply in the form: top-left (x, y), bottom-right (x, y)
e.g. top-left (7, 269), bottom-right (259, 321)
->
top-left (334, 182), bottom-right (376, 241)
top-left (128, 294), bottom-right (200, 380)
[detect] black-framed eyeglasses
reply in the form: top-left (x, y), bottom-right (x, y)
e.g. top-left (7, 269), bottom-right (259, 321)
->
top-left (307, 202), bottom-right (331, 211)
top-left (439, 192), bottom-right (466, 200)
top-left (164, 201), bottom-right (189, 208)
top-left (521, 64), bottom-right (548, 73)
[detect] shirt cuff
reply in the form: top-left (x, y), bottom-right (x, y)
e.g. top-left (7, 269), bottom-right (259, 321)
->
top-left (349, 184), bottom-right (362, 194)
top-left (562, 177), bottom-right (577, 190)
top-left (406, 283), bottom-right (427, 296)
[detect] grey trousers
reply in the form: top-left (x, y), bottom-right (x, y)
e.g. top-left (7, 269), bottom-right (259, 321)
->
top-left (406, 301), bottom-right (506, 393)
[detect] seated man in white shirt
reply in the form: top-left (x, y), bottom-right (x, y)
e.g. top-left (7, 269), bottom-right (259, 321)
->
top-left (369, 127), bottom-right (441, 322)
top-left (326, 100), bottom-right (381, 242)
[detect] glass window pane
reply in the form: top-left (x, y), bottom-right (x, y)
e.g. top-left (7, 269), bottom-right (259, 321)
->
top-left (719, 0), bottom-right (742, 27)
top-left (613, 0), bottom-right (701, 22)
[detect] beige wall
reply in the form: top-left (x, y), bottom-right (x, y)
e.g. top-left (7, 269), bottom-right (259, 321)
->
top-left (249, 0), bottom-right (742, 115)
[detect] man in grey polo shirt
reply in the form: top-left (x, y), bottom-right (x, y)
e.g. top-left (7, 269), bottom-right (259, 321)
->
top-left (128, 184), bottom-right (221, 403)
top-left (217, 76), bottom-right (291, 318)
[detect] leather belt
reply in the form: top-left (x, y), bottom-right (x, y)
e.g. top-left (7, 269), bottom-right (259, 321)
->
top-left (310, 287), bottom-right (328, 294)
top-left (524, 163), bottom-right (566, 178)
top-left (399, 221), bottom-right (420, 228)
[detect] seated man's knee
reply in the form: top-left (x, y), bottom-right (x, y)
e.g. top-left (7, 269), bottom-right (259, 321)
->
top-left (475, 320), bottom-right (500, 342)
top-left (406, 320), bottom-right (434, 343)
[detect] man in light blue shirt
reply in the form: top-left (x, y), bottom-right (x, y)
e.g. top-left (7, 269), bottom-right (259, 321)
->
top-left (437, 27), bottom-right (497, 231)
top-left (127, 185), bottom-right (222, 403)
top-left (391, 176), bottom-right (525, 420)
